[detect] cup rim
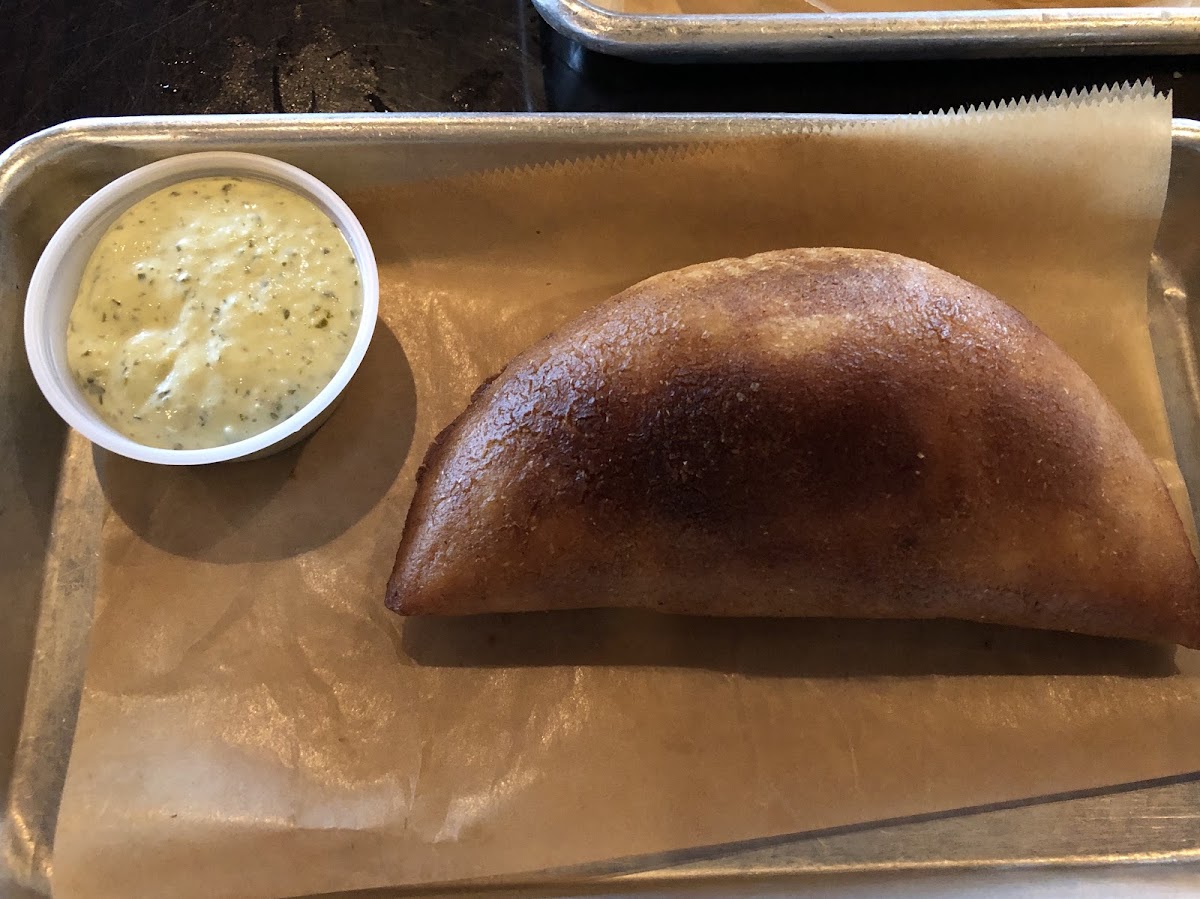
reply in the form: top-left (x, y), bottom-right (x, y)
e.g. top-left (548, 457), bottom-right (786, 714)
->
top-left (23, 151), bottom-right (379, 466)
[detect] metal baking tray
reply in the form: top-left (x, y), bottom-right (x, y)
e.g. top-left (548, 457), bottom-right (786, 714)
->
top-left (3, 114), bottom-right (1200, 898)
top-left (532, 0), bottom-right (1200, 61)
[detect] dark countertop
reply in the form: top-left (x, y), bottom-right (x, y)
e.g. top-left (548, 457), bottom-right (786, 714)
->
top-left (2, 0), bottom-right (1200, 150)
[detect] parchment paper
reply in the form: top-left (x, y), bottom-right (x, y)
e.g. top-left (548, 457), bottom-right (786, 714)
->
top-left (52, 84), bottom-right (1200, 899)
top-left (604, 0), bottom-right (1197, 15)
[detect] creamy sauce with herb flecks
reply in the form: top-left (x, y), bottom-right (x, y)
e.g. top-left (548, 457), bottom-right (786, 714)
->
top-left (67, 176), bottom-right (362, 450)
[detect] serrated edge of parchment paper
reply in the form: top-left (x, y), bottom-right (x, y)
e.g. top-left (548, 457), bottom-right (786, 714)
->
top-left (426, 80), bottom-right (1167, 193)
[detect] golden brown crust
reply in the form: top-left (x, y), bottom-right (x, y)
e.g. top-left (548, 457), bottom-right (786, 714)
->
top-left (387, 248), bottom-right (1200, 647)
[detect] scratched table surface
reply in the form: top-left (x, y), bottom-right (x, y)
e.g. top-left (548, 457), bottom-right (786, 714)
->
top-left (4, 0), bottom-right (1200, 146)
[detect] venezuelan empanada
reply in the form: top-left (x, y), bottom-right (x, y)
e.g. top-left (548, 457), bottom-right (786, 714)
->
top-left (387, 248), bottom-right (1200, 647)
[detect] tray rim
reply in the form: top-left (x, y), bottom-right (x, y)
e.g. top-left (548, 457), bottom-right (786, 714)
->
top-left (0, 110), bottom-right (918, 167)
top-left (532, 0), bottom-right (1200, 61)
top-left (3, 110), bottom-right (1199, 174)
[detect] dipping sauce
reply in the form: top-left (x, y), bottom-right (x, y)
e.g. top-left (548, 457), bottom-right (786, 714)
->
top-left (66, 176), bottom-right (362, 450)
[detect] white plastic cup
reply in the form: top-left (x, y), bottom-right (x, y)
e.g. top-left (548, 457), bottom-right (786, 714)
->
top-left (24, 151), bottom-right (379, 465)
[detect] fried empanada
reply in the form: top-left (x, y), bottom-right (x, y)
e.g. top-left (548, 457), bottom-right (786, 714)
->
top-left (387, 248), bottom-right (1200, 647)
